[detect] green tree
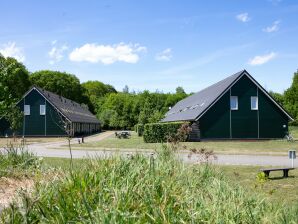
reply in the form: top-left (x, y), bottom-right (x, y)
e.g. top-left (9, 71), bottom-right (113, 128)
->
top-left (284, 71), bottom-right (298, 123)
top-left (269, 91), bottom-right (284, 105)
top-left (81, 81), bottom-right (117, 111)
top-left (82, 81), bottom-right (116, 98)
top-left (5, 106), bottom-right (23, 138)
top-left (0, 55), bottom-right (29, 138)
top-left (0, 54), bottom-right (30, 112)
top-left (148, 110), bottom-right (164, 123)
top-left (0, 54), bottom-right (30, 116)
top-left (176, 86), bottom-right (186, 94)
top-left (2, 57), bottom-right (30, 99)
top-left (30, 70), bottom-right (85, 103)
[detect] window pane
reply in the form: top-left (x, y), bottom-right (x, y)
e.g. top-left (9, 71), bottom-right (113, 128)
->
top-left (40, 105), bottom-right (46, 115)
top-left (230, 96), bottom-right (238, 110)
top-left (24, 105), bottom-right (30, 115)
top-left (251, 97), bottom-right (258, 110)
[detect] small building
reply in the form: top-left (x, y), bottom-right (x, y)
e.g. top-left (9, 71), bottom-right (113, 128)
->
top-left (162, 70), bottom-right (293, 141)
top-left (0, 86), bottom-right (101, 137)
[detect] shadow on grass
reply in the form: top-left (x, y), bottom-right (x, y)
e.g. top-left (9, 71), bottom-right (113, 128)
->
top-left (268, 176), bottom-right (295, 180)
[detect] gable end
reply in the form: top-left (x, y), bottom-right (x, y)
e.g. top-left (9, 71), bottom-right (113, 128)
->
top-left (195, 71), bottom-right (294, 121)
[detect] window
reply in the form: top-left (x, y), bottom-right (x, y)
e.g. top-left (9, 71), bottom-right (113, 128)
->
top-left (24, 105), bottom-right (30, 115)
top-left (230, 96), bottom-right (238, 110)
top-left (251, 96), bottom-right (258, 110)
top-left (40, 105), bottom-right (46, 115)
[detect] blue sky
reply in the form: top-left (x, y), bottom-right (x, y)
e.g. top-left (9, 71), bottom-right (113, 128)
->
top-left (0, 0), bottom-right (298, 93)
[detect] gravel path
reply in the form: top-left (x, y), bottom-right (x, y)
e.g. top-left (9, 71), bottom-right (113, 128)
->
top-left (27, 146), bottom-right (297, 168)
top-left (2, 131), bottom-right (297, 167)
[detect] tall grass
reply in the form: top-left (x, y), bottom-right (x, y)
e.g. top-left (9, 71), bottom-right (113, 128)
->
top-left (0, 145), bottom-right (41, 178)
top-left (1, 149), bottom-right (298, 223)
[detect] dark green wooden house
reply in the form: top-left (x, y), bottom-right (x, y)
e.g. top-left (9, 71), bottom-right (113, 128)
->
top-left (162, 70), bottom-right (293, 141)
top-left (0, 86), bottom-right (101, 137)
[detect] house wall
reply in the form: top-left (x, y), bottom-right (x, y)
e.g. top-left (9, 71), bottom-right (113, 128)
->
top-left (0, 89), bottom-right (66, 137)
top-left (22, 89), bottom-right (66, 136)
top-left (259, 90), bottom-right (289, 138)
top-left (0, 89), bottom-right (101, 137)
top-left (230, 75), bottom-right (258, 138)
top-left (199, 75), bottom-right (289, 139)
top-left (199, 91), bottom-right (230, 139)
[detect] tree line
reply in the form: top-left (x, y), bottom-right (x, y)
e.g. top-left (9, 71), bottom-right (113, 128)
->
top-left (269, 70), bottom-right (298, 125)
top-left (0, 54), bottom-right (188, 130)
top-left (0, 53), bottom-right (297, 130)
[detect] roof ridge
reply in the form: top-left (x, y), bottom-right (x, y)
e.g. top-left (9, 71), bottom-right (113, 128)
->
top-left (162, 70), bottom-right (246, 122)
top-left (33, 86), bottom-right (100, 123)
top-left (194, 70), bottom-right (244, 94)
top-left (173, 70), bottom-right (244, 108)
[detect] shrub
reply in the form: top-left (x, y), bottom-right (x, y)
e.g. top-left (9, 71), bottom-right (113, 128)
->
top-left (256, 172), bottom-right (269, 183)
top-left (143, 122), bottom-right (190, 143)
top-left (136, 124), bottom-right (144, 136)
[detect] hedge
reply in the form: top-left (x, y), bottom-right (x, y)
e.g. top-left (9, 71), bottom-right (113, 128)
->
top-left (136, 124), bottom-right (144, 136)
top-left (143, 122), bottom-right (190, 143)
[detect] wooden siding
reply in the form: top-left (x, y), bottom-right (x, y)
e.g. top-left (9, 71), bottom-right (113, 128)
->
top-left (0, 89), bottom-right (101, 137)
top-left (198, 75), bottom-right (289, 140)
top-left (230, 75), bottom-right (258, 138)
top-left (199, 91), bottom-right (230, 139)
top-left (259, 90), bottom-right (288, 138)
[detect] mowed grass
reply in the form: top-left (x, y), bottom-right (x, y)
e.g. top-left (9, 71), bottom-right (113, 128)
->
top-left (71, 126), bottom-right (298, 155)
top-left (0, 137), bottom-right (64, 147)
top-left (220, 165), bottom-right (298, 205)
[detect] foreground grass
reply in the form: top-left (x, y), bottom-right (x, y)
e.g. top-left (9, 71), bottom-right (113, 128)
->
top-left (71, 126), bottom-right (298, 155)
top-left (0, 146), bottom-right (42, 178)
top-left (43, 157), bottom-right (298, 206)
top-left (2, 152), bottom-right (298, 223)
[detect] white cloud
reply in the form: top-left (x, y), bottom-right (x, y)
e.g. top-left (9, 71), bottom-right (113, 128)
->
top-left (263, 20), bottom-right (280, 33)
top-left (236, 13), bottom-right (250, 22)
top-left (0, 42), bottom-right (25, 62)
top-left (248, 52), bottom-right (277, 65)
top-left (155, 48), bottom-right (172, 61)
top-left (69, 43), bottom-right (146, 64)
top-left (48, 41), bottom-right (68, 64)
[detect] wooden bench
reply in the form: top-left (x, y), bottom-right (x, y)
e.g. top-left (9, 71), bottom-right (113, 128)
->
top-left (260, 167), bottom-right (295, 178)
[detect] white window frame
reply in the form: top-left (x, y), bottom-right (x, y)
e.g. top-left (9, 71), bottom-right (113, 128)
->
top-left (40, 105), bottom-right (46, 115)
top-left (230, 96), bottom-right (238, 110)
top-left (251, 96), bottom-right (258, 110)
top-left (24, 105), bottom-right (30, 115)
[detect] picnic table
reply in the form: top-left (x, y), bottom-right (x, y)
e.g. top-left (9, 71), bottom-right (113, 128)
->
top-left (115, 131), bottom-right (131, 139)
top-left (260, 167), bottom-right (295, 178)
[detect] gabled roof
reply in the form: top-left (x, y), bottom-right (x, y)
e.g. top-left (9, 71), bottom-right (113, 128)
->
top-left (24, 86), bottom-right (100, 124)
top-left (162, 70), bottom-right (294, 122)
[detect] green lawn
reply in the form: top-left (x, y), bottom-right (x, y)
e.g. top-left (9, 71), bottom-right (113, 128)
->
top-left (0, 137), bottom-right (64, 147)
top-left (42, 157), bottom-right (298, 206)
top-left (70, 126), bottom-right (298, 155)
top-left (220, 165), bottom-right (298, 205)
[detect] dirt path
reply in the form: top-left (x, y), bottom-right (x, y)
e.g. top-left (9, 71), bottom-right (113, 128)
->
top-left (28, 131), bottom-right (114, 150)
top-left (0, 177), bottom-right (34, 213)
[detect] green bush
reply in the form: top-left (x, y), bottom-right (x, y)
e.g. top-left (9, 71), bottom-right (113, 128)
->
top-left (136, 124), bottom-right (144, 136)
top-left (143, 122), bottom-right (189, 143)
